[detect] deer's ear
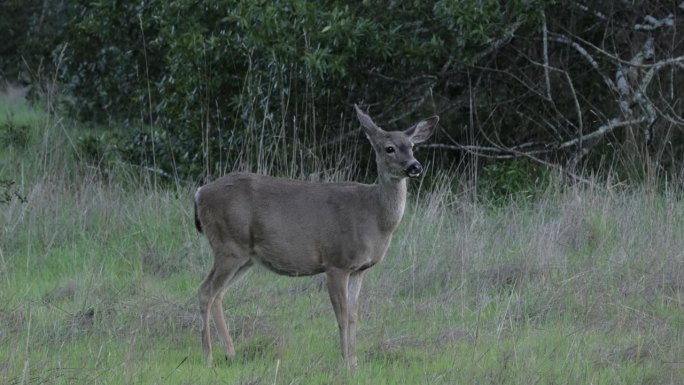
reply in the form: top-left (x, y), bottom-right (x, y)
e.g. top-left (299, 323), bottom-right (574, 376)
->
top-left (354, 104), bottom-right (381, 138)
top-left (404, 116), bottom-right (438, 144)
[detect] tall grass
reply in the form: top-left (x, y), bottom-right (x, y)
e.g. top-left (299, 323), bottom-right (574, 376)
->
top-left (180, 63), bottom-right (368, 184)
top-left (1, 90), bottom-right (684, 384)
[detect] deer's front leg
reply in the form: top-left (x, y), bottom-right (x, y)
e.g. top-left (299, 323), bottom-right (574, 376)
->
top-left (326, 268), bottom-right (350, 364)
top-left (346, 271), bottom-right (365, 368)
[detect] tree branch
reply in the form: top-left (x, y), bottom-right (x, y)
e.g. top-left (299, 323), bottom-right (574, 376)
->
top-left (548, 32), bottom-right (618, 94)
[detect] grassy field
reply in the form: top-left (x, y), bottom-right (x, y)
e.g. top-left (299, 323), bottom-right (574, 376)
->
top-left (1, 92), bottom-right (684, 384)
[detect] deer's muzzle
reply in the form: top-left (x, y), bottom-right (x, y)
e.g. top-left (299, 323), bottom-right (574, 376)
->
top-left (406, 162), bottom-right (423, 178)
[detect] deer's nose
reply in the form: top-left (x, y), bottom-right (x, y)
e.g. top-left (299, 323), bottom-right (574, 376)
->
top-left (406, 162), bottom-right (423, 178)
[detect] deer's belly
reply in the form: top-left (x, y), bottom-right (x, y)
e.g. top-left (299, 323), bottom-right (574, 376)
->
top-left (250, 239), bottom-right (324, 277)
top-left (248, 223), bottom-right (391, 275)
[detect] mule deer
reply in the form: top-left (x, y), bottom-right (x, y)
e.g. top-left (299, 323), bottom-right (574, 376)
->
top-left (194, 105), bottom-right (438, 366)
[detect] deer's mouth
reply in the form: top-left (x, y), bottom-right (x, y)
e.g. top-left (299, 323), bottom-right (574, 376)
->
top-left (405, 162), bottom-right (423, 178)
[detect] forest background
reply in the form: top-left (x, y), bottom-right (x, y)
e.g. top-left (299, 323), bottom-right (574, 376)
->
top-left (4, 0), bottom-right (684, 188)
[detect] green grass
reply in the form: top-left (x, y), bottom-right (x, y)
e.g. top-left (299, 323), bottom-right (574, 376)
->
top-left (2, 93), bottom-right (684, 384)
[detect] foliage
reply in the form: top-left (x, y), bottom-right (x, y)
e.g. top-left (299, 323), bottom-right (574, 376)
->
top-left (53, 0), bottom-right (551, 180)
top-left (3, 0), bottom-right (684, 184)
top-left (0, 0), bottom-right (68, 83)
top-left (58, 0), bottom-right (165, 122)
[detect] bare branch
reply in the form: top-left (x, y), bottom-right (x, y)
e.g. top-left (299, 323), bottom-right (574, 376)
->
top-left (446, 55), bottom-right (684, 163)
top-left (422, 5), bottom-right (684, 182)
top-left (556, 117), bottom-right (649, 149)
top-left (367, 71), bottom-right (437, 85)
top-left (419, 141), bottom-right (549, 158)
top-left (541, 10), bottom-right (552, 102)
top-left (420, 143), bottom-right (592, 184)
top-left (574, 2), bottom-right (610, 22)
top-left (637, 56), bottom-right (684, 95)
top-left (653, 99), bottom-right (684, 126)
top-left (419, 143), bottom-right (514, 158)
top-left (444, 21), bottom-right (522, 76)
top-left (473, 21), bottom-right (522, 63)
top-left (634, 14), bottom-right (674, 31)
top-left (548, 33), bottom-right (618, 94)
top-left (562, 70), bottom-right (585, 168)
top-left (628, 55), bottom-right (684, 138)
top-left (554, 31), bottom-right (670, 69)
top-left (615, 37), bottom-right (656, 117)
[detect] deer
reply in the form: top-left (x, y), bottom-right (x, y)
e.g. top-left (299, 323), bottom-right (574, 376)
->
top-left (193, 104), bottom-right (438, 367)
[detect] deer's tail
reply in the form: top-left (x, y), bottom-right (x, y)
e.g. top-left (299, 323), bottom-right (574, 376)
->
top-left (194, 187), bottom-right (203, 233)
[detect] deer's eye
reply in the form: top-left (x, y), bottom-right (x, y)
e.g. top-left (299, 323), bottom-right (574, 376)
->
top-left (385, 146), bottom-right (395, 154)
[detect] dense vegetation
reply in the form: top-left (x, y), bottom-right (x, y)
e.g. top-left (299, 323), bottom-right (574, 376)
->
top-left (4, 1), bottom-right (683, 187)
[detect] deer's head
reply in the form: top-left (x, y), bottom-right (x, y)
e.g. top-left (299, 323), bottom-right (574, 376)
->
top-left (355, 104), bottom-right (438, 181)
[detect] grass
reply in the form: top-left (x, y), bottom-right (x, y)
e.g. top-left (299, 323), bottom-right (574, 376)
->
top-left (1, 92), bottom-right (684, 384)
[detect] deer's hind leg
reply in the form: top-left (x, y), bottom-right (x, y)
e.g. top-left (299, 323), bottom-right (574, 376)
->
top-left (211, 259), bottom-right (253, 358)
top-left (198, 246), bottom-right (251, 365)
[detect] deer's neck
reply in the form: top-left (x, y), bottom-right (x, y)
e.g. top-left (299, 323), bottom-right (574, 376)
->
top-left (374, 174), bottom-right (408, 232)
